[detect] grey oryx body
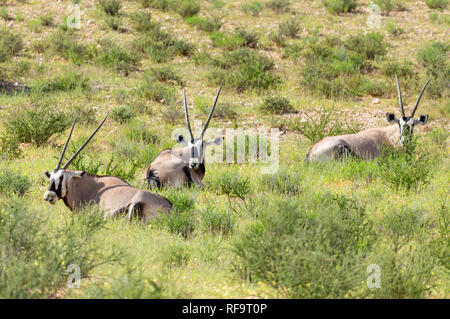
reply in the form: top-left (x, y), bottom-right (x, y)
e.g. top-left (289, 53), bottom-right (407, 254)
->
top-left (306, 76), bottom-right (430, 161)
top-left (144, 85), bottom-right (223, 188)
top-left (43, 116), bottom-right (172, 221)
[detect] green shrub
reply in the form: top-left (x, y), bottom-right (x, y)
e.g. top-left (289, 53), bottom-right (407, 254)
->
top-left (132, 24), bottom-right (195, 62)
top-left (0, 28), bottom-right (23, 62)
top-left (140, 0), bottom-right (169, 10)
top-left (206, 48), bottom-right (280, 92)
top-left (322, 0), bottom-right (358, 14)
top-left (131, 11), bottom-right (154, 32)
top-left (185, 15), bottom-right (222, 33)
top-left (292, 109), bottom-right (362, 144)
top-left (212, 174), bottom-right (251, 203)
top-left (0, 7), bottom-right (10, 21)
top-left (241, 1), bottom-right (263, 16)
top-left (259, 168), bottom-right (302, 195)
top-left (266, 0), bottom-right (291, 12)
top-left (417, 41), bottom-right (448, 71)
top-left (136, 79), bottom-right (176, 105)
top-left (386, 20), bottom-right (403, 36)
top-left (201, 205), bottom-right (235, 235)
top-left (0, 170), bottom-right (31, 196)
top-left (345, 32), bottom-right (387, 60)
top-left (0, 200), bottom-right (120, 298)
top-left (158, 102), bottom-right (184, 124)
top-left (147, 65), bottom-right (184, 86)
top-left (96, 39), bottom-right (139, 74)
top-left (381, 59), bottom-right (415, 79)
top-left (278, 18), bottom-right (300, 38)
top-left (1, 103), bottom-right (70, 147)
top-left (162, 242), bottom-right (192, 266)
top-left (376, 138), bottom-right (434, 191)
top-left (99, 0), bottom-right (122, 16)
top-left (0, 133), bottom-right (22, 160)
top-left (105, 16), bottom-right (121, 31)
top-left (260, 95), bottom-right (294, 114)
top-left (40, 13), bottom-right (54, 26)
top-left (153, 210), bottom-right (196, 238)
top-left (34, 71), bottom-right (90, 92)
top-left (111, 106), bottom-right (136, 124)
top-left (173, 0), bottom-right (200, 18)
top-left (47, 30), bottom-right (95, 65)
top-left (425, 0), bottom-right (448, 9)
top-left (233, 195), bottom-right (374, 298)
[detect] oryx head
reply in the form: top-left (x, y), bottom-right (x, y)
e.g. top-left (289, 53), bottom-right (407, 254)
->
top-left (175, 85), bottom-right (223, 169)
top-left (386, 75), bottom-right (430, 145)
top-left (43, 115), bottom-right (108, 205)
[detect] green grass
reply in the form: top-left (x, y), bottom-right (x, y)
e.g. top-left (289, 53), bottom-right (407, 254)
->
top-left (0, 0), bottom-right (448, 299)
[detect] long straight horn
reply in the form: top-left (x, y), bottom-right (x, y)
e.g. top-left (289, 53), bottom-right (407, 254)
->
top-left (63, 114), bottom-right (109, 169)
top-left (183, 88), bottom-right (194, 141)
top-left (395, 74), bottom-right (405, 117)
top-left (201, 83), bottom-right (223, 138)
top-left (56, 118), bottom-right (77, 170)
top-left (411, 78), bottom-right (430, 118)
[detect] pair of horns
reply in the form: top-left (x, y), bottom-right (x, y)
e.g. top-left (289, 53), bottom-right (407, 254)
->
top-left (184, 84), bottom-right (223, 141)
top-left (56, 114), bottom-right (109, 170)
top-left (395, 75), bottom-right (430, 118)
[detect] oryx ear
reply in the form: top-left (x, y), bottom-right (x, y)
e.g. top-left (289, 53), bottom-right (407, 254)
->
top-left (415, 115), bottom-right (428, 125)
top-left (176, 133), bottom-right (187, 144)
top-left (44, 171), bottom-right (51, 178)
top-left (206, 136), bottom-right (223, 146)
top-left (73, 171), bottom-right (86, 178)
top-left (386, 112), bottom-right (399, 123)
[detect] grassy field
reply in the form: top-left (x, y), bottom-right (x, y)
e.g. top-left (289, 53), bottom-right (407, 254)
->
top-left (0, 0), bottom-right (448, 298)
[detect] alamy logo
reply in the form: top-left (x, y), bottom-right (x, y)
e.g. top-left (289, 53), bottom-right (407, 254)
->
top-left (67, 264), bottom-right (81, 288)
top-left (366, 264), bottom-right (381, 289)
top-left (67, 4), bottom-right (81, 29)
top-left (171, 121), bottom-right (280, 174)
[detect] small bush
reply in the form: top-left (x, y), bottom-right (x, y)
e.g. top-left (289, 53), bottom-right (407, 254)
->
top-left (381, 59), bottom-right (416, 79)
top-left (376, 138), bottom-right (434, 191)
top-left (162, 242), bottom-right (191, 267)
top-left (206, 48), bottom-right (280, 92)
top-left (147, 65), bottom-right (184, 86)
top-left (153, 210), bottom-right (196, 238)
top-left (212, 174), bottom-right (251, 203)
top-left (0, 170), bottom-right (31, 196)
top-left (386, 20), bottom-right (403, 36)
top-left (99, 0), bottom-right (122, 16)
top-left (96, 39), bottom-right (139, 74)
top-left (34, 71), bottom-right (90, 92)
top-left (0, 200), bottom-right (120, 298)
top-left (278, 18), bottom-right (300, 38)
top-left (47, 30), bottom-right (95, 65)
top-left (345, 32), bottom-right (387, 60)
top-left (417, 42), bottom-right (448, 71)
top-left (233, 195), bottom-right (374, 298)
top-left (136, 79), bottom-right (176, 105)
top-left (40, 13), bottom-right (54, 26)
top-left (0, 7), bottom-right (10, 21)
top-left (111, 106), bottom-right (136, 124)
top-left (201, 205), bottom-right (235, 235)
top-left (1, 103), bottom-right (70, 147)
top-left (105, 16), bottom-right (121, 31)
top-left (259, 168), bottom-right (302, 195)
top-left (241, 1), bottom-right (263, 16)
top-left (174, 0), bottom-right (200, 18)
top-left (266, 0), bottom-right (291, 12)
top-left (140, 0), bottom-right (169, 10)
top-left (293, 109), bottom-right (362, 144)
top-left (131, 11), bottom-right (154, 32)
top-left (260, 95), bottom-right (294, 114)
top-left (425, 0), bottom-right (448, 9)
top-left (322, 0), bottom-right (358, 14)
top-left (0, 28), bottom-right (23, 62)
top-left (185, 15), bottom-right (222, 33)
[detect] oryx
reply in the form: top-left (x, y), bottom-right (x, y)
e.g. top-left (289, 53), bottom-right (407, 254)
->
top-left (306, 76), bottom-right (430, 161)
top-left (43, 116), bottom-right (172, 222)
top-left (144, 85), bottom-right (223, 188)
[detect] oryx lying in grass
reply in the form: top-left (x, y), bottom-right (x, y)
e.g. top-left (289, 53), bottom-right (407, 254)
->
top-left (43, 116), bottom-right (172, 222)
top-left (306, 76), bottom-right (430, 161)
top-left (144, 85), bottom-right (223, 188)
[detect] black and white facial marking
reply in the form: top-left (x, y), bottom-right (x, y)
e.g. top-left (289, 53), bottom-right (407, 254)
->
top-left (386, 113), bottom-right (428, 144)
top-left (176, 134), bottom-right (223, 169)
top-left (43, 170), bottom-right (85, 205)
